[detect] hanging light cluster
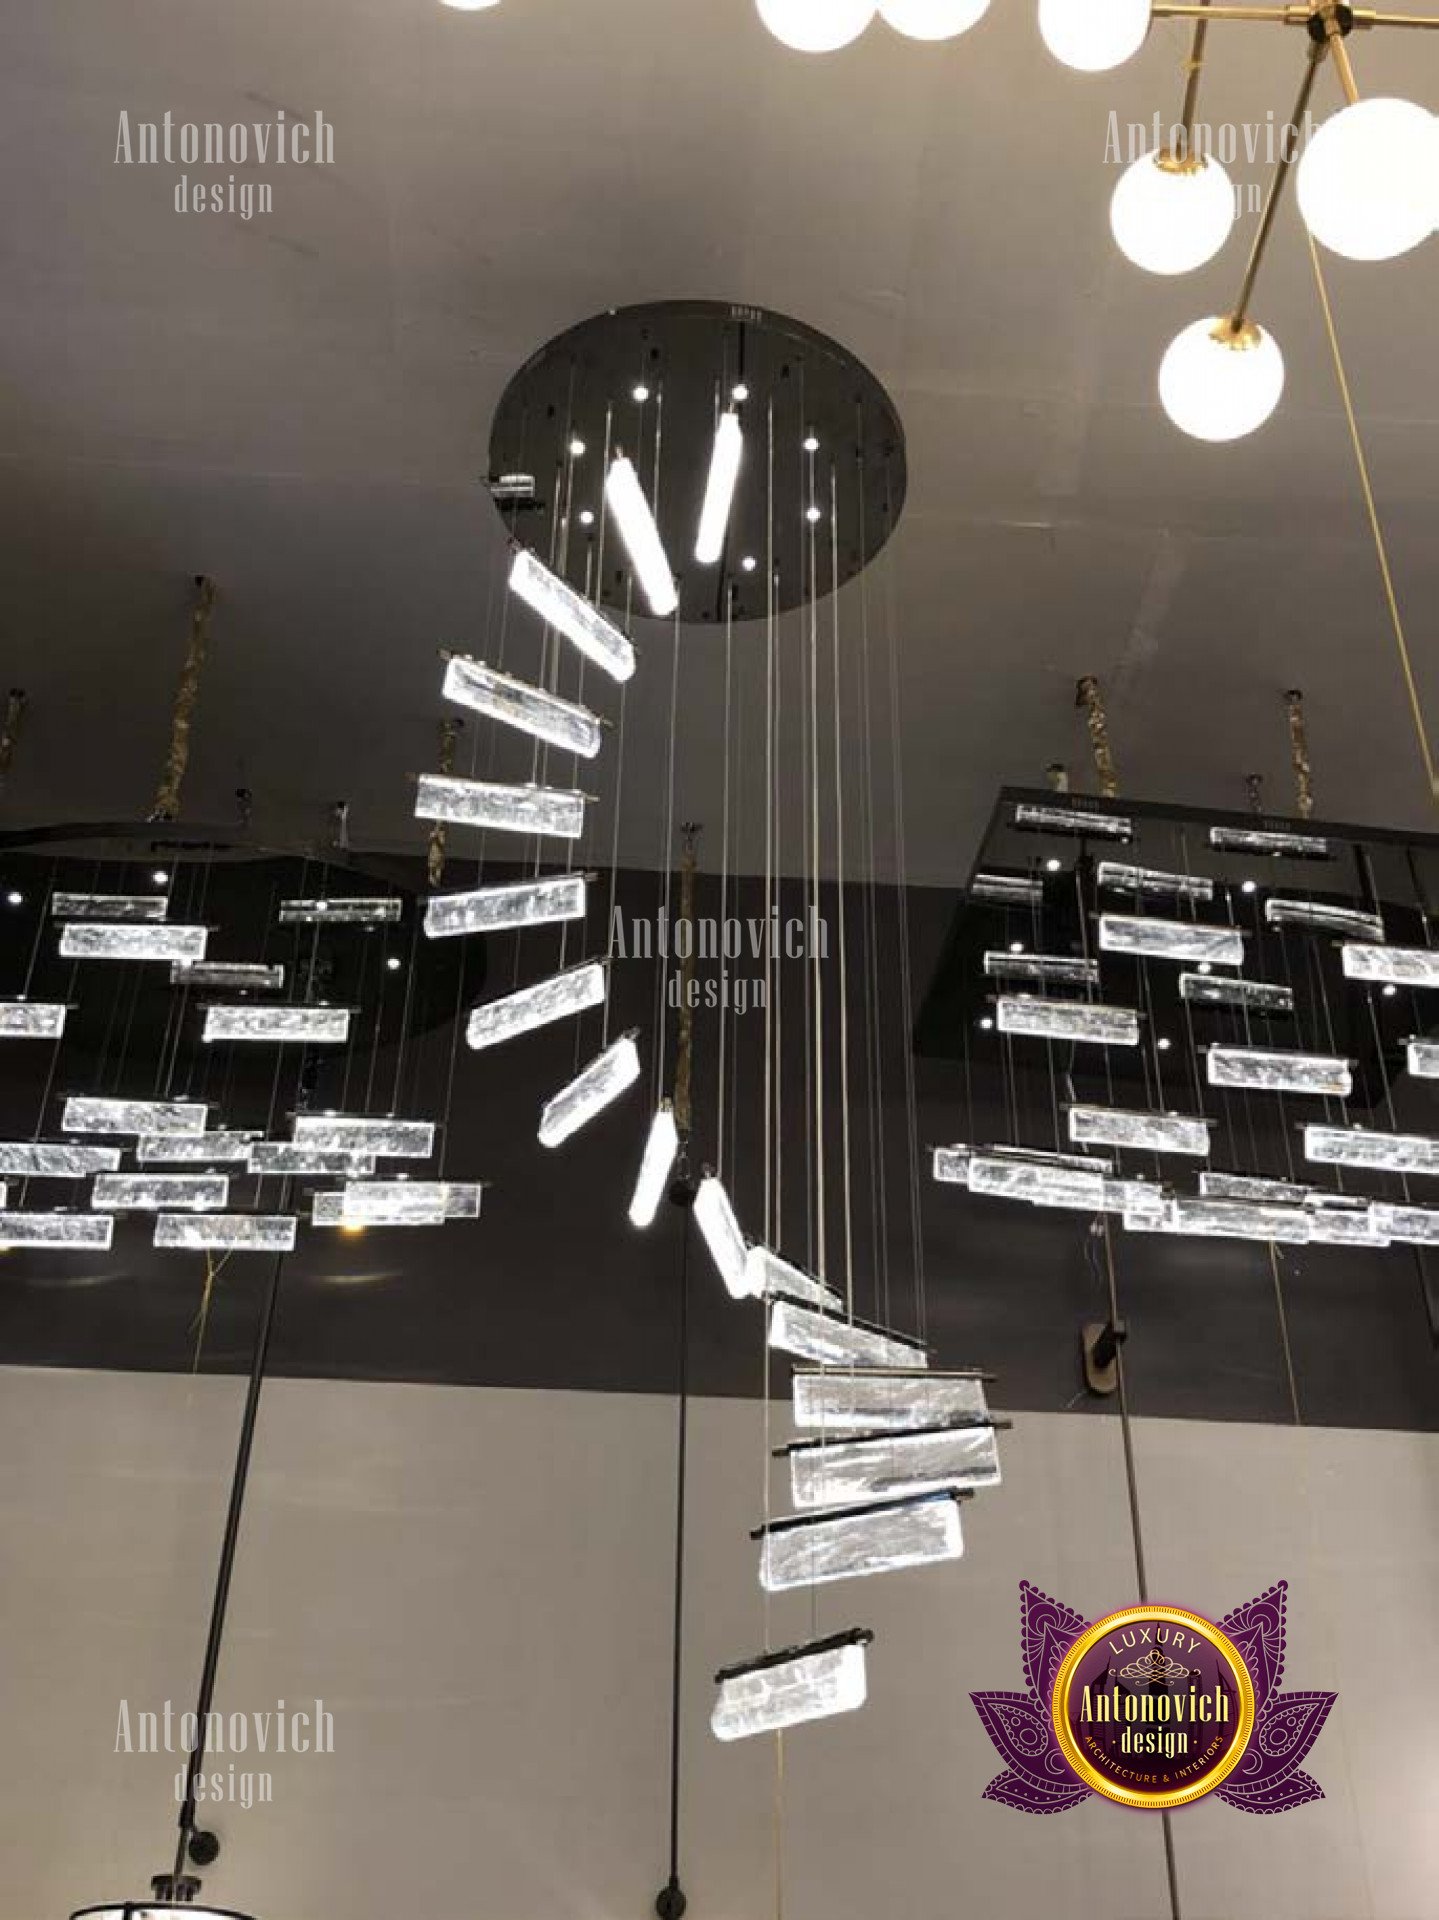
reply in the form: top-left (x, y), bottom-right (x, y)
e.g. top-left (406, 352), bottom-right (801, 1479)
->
top-left (756, 0), bottom-right (991, 52)
top-left (1041, 0), bottom-right (1439, 441)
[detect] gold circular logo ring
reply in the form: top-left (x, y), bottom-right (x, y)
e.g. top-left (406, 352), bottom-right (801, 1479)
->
top-left (1050, 1603), bottom-right (1257, 1811)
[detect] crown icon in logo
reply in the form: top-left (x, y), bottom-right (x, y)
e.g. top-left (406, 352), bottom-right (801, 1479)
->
top-left (1118, 1649), bottom-right (1194, 1684)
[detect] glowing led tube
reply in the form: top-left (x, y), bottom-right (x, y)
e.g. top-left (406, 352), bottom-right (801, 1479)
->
top-left (694, 1173), bottom-right (754, 1298)
top-left (694, 411), bottom-right (743, 565)
top-left (441, 655), bottom-right (603, 759)
top-left (538, 1035), bottom-right (641, 1147)
top-left (425, 874), bottom-right (587, 940)
top-left (756, 1491), bottom-right (965, 1592)
top-left (508, 546), bottom-right (638, 680)
top-left (465, 962), bottom-right (606, 1051)
top-left (604, 456), bottom-right (678, 618)
top-left (414, 774), bottom-right (586, 840)
top-left (0, 1001), bottom-right (67, 1039)
top-left (711, 1630), bottom-right (872, 1743)
top-left (154, 1214), bottom-right (298, 1253)
top-left (629, 1103), bottom-right (680, 1229)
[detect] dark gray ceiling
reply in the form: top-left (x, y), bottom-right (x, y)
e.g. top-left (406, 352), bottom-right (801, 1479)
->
top-left (2, 0), bottom-right (1438, 883)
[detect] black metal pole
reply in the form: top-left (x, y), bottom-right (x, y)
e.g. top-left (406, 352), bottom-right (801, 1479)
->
top-left (170, 1243), bottom-right (289, 1886)
top-left (656, 1185), bottom-right (693, 1920)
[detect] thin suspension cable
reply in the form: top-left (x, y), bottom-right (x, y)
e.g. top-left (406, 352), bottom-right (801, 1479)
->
top-left (716, 587), bottom-right (734, 1176)
top-left (807, 441), bottom-right (826, 1279)
top-left (763, 401), bottom-right (777, 1243)
top-left (654, 604), bottom-right (682, 1111)
top-left (829, 463), bottom-right (855, 1316)
top-left (602, 587), bottom-right (633, 1052)
top-left (853, 424), bottom-right (890, 1324)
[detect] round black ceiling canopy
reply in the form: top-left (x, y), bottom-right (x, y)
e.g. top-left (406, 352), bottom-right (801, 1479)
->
top-left (486, 299), bottom-right (907, 626)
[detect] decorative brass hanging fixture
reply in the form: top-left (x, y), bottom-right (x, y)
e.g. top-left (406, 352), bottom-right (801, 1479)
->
top-left (151, 576), bottom-right (217, 822)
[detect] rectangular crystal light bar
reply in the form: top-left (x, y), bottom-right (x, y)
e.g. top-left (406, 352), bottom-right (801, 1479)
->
top-left (202, 1005), bottom-right (352, 1045)
top-left (466, 962), bottom-right (606, 1052)
top-left (931, 1145), bottom-right (971, 1186)
top-left (1099, 914), bottom-right (1244, 966)
top-left (970, 872), bottom-right (1043, 906)
top-left (52, 892), bottom-right (167, 921)
top-left (172, 961), bottom-right (286, 991)
top-left (694, 1174), bottom-right (754, 1298)
top-left (1265, 899), bottom-right (1385, 942)
top-left (1207, 1045), bottom-right (1352, 1097)
top-left (154, 1213), bottom-right (298, 1253)
top-left (1343, 944), bottom-right (1439, 989)
top-left (1372, 1203), bottom-right (1439, 1245)
top-left (1146, 1196), bottom-right (1313, 1244)
top-left (292, 1115), bottom-right (435, 1158)
top-left (311, 1182), bottom-right (481, 1225)
top-left (1304, 1125), bottom-right (1439, 1176)
top-left (63, 1097), bottom-right (208, 1136)
top-left (784, 1421), bottom-right (1001, 1508)
top-left (1408, 1041), bottom-right (1439, 1078)
top-left (441, 655), bottom-right (603, 760)
top-left (982, 951), bottom-right (1098, 986)
top-left (968, 1153), bottom-right (1106, 1210)
top-left (336, 1181), bottom-right (448, 1227)
top-left (995, 995), bottom-right (1140, 1047)
top-left (1097, 862), bottom-right (1214, 903)
top-left (756, 1491), bottom-right (965, 1592)
top-left (1179, 972), bottom-right (1295, 1016)
top-left (278, 897), bottom-right (402, 926)
top-left (1069, 1105), bottom-right (1212, 1157)
top-left (711, 1631), bottom-right (872, 1743)
top-left (59, 923), bottom-right (208, 962)
top-left (138, 1132), bottom-right (260, 1165)
top-left (792, 1369), bottom-right (989, 1433)
top-left (1104, 1177), bottom-right (1165, 1221)
top-left (0, 1142), bottom-right (121, 1176)
top-left (0, 1001), bottom-right (67, 1038)
top-left (426, 874), bottom-right (587, 941)
top-left (742, 1245), bottom-right (843, 1314)
top-left (538, 1035), bottom-right (641, 1147)
top-left (629, 1103), bottom-right (679, 1229)
top-left (414, 773), bottom-right (587, 841)
top-left (1202, 1171), bottom-right (1313, 1205)
top-left (0, 1211), bottom-right (113, 1249)
top-left (1013, 802), bottom-right (1132, 841)
top-left (1210, 825), bottom-right (1331, 858)
top-left (509, 546), bottom-right (638, 681)
top-left (768, 1298), bottom-right (928, 1372)
top-left (92, 1173), bottom-right (228, 1212)
top-left (247, 1143), bottom-right (376, 1176)
top-left (1306, 1207), bottom-right (1391, 1248)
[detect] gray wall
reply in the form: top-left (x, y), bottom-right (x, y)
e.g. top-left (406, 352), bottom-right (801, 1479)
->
top-left (2, 1366), bottom-right (1434, 1920)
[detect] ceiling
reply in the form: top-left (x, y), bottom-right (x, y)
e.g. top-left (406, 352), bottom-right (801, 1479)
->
top-left (3, 0), bottom-right (1438, 886)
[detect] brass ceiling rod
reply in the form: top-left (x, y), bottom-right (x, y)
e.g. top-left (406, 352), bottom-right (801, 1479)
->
top-left (1153, 3), bottom-right (1439, 24)
top-left (1227, 34), bottom-right (1328, 332)
top-left (151, 574), bottom-right (217, 823)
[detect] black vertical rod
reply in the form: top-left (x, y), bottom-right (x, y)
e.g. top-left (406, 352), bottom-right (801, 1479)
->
top-left (661, 1201), bottom-right (692, 1911)
top-left (171, 1245), bottom-right (288, 1884)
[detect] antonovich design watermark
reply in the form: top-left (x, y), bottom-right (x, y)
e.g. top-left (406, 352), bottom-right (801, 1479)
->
top-left (1105, 110), bottom-right (1319, 218)
top-left (609, 906), bottom-right (830, 1016)
top-left (114, 109), bottom-right (335, 219)
top-left (114, 1697), bottom-right (333, 1809)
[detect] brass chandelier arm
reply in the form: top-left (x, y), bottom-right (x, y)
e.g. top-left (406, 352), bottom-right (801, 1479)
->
top-left (1227, 35), bottom-right (1328, 331)
top-left (1174, 0), bottom-right (1212, 152)
top-left (1318, 4), bottom-right (1365, 99)
top-left (1152, 3), bottom-right (1439, 22)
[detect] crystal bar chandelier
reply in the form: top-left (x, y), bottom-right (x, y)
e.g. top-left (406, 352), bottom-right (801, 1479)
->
top-left (292, 1114), bottom-right (436, 1158)
top-left (1209, 825), bottom-right (1330, 859)
top-left (792, 1368), bottom-right (989, 1432)
top-left (538, 1035), bottom-right (642, 1147)
top-left (1265, 898), bottom-right (1385, 942)
top-left (426, 874), bottom-right (588, 940)
top-left (72, 1901), bottom-right (257, 1920)
top-left (768, 1297), bottom-right (929, 1371)
top-left (1012, 801), bottom-right (1132, 841)
top-left (968, 1153), bottom-right (1106, 1209)
top-left (1068, 1105), bottom-right (1212, 1157)
top-left (710, 1630), bottom-right (872, 1742)
top-left (604, 456), bottom-right (678, 619)
top-left (413, 773), bottom-right (587, 841)
top-left (756, 1490), bottom-right (966, 1592)
top-left (138, 1132), bottom-right (260, 1164)
top-left (201, 1005), bottom-right (352, 1045)
top-left (63, 1096), bottom-right (208, 1136)
top-left (982, 951), bottom-right (1098, 986)
top-left (1305, 1125), bottom-right (1439, 1176)
top-left (0, 1211), bottom-right (114, 1248)
top-left (51, 892), bottom-right (167, 921)
top-left (1097, 862), bottom-right (1214, 902)
top-left (1179, 972), bottom-right (1294, 1016)
top-left (60, 923), bottom-right (208, 962)
top-left (172, 961), bottom-right (285, 991)
top-left (970, 872), bottom-right (1044, 906)
top-left (1099, 913), bottom-right (1244, 967)
top-left (0, 1000), bottom-right (67, 1038)
top-left (92, 1174), bottom-right (229, 1212)
top-left (783, 1420), bottom-right (1002, 1507)
top-left (628, 1103), bottom-right (680, 1229)
top-left (154, 1214), bottom-right (299, 1253)
top-left (278, 897), bottom-right (401, 926)
top-left (1343, 944), bottom-right (1439, 989)
top-left (743, 1244), bottom-right (843, 1312)
top-left (246, 1143), bottom-right (376, 1176)
top-left (508, 546), bottom-right (639, 680)
top-left (693, 1173), bottom-right (754, 1298)
top-left (1201, 1171), bottom-right (1312, 1206)
top-left (1409, 1041), bottom-right (1439, 1078)
top-left (466, 962), bottom-right (607, 1052)
top-left (441, 654), bottom-right (604, 759)
top-left (1206, 1045), bottom-right (1352, 1098)
top-left (995, 995), bottom-right (1140, 1047)
top-left (0, 1142), bottom-right (121, 1176)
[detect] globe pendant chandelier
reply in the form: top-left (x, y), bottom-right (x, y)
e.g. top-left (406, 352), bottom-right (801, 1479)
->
top-left (755, 0), bottom-right (992, 51)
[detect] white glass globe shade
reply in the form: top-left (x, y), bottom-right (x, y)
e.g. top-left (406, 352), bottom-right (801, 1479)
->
top-left (756, 0), bottom-right (877, 50)
top-left (879, 0), bottom-right (991, 39)
top-left (1110, 151), bottom-right (1234, 274)
top-left (1038, 0), bottom-right (1150, 71)
top-left (440, 0), bottom-right (500, 9)
top-left (1297, 98), bottom-right (1439, 262)
top-left (1159, 317), bottom-right (1285, 442)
